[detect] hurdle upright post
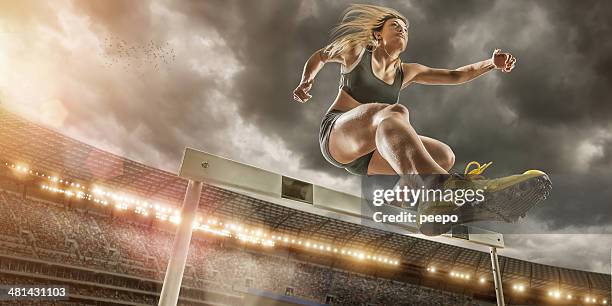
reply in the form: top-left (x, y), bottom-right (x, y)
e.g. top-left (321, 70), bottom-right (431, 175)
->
top-left (490, 246), bottom-right (505, 306)
top-left (158, 180), bottom-right (203, 306)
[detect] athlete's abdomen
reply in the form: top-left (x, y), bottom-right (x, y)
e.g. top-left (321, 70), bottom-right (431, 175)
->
top-left (327, 89), bottom-right (366, 113)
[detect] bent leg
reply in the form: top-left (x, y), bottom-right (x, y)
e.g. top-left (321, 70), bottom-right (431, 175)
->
top-left (367, 136), bottom-right (455, 175)
top-left (328, 103), bottom-right (447, 175)
top-left (373, 106), bottom-right (447, 175)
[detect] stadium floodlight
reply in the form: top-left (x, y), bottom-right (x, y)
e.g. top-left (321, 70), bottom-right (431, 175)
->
top-left (547, 290), bottom-right (561, 299)
top-left (157, 148), bottom-right (509, 306)
top-left (513, 284), bottom-right (525, 292)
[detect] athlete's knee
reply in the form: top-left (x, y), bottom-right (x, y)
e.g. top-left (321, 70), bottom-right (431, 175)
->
top-left (386, 103), bottom-right (409, 114)
top-left (363, 103), bottom-right (391, 117)
top-left (379, 103), bottom-right (410, 122)
top-left (373, 104), bottom-right (410, 130)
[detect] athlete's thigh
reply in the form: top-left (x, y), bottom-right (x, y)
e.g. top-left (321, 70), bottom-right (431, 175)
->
top-left (328, 103), bottom-right (389, 164)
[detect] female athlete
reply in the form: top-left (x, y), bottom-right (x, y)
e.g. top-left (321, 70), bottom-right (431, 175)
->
top-left (293, 4), bottom-right (551, 235)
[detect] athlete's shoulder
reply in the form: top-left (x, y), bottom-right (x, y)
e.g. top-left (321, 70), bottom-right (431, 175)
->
top-left (339, 45), bottom-right (367, 70)
top-left (400, 63), bottom-right (428, 84)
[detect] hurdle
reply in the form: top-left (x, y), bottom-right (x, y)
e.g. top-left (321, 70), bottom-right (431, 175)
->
top-left (158, 148), bottom-right (506, 306)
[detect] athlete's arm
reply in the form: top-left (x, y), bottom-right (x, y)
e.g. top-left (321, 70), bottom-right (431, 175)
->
top-left (293, 46), bottom-right (363, 103)
top-left (402, 49), bottom-right (516, 88)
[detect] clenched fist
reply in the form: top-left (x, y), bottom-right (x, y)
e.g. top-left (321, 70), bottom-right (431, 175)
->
top-left (293, 79), bottom-right (314, 103)
top-left (492, 49), bottom-right (516, 73)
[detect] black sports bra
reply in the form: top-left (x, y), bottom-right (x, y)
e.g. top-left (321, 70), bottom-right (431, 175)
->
top-left (339, 47), bottom-right (403, 104)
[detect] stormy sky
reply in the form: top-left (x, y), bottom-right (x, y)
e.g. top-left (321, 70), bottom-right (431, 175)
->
top-left (1, 0), bottom-right (611, 273)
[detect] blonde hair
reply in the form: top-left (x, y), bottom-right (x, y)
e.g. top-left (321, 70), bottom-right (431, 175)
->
top-left (324, 4), bottom-right (407, 64)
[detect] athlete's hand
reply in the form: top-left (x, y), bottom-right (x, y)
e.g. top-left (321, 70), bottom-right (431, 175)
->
top-left (293, 79), bottom-right (314, 103)
top-left (492, 49), bottom-right (516, 73)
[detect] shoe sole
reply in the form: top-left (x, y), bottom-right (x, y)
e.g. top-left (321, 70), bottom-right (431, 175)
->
top-left (417, 174), bottom-right (552, 236)
top-left (458, 174), bottom-right (552, 223)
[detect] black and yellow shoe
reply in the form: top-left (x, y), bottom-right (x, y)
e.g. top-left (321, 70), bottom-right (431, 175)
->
top-left (417, 161), bottom-right (552, 236)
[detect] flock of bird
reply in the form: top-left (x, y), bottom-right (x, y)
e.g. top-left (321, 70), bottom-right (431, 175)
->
top-left (101, 36), bottom-right (176, 74)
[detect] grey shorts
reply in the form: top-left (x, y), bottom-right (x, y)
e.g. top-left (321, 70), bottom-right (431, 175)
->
top-left (319, 110), bottom-right (375, 176)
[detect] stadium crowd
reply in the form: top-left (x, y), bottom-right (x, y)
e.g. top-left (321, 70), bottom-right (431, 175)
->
top-left (0, 189), bottom-right (484, 305)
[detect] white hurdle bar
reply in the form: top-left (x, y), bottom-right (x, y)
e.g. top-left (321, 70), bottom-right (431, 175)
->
top-left (158, 148), bottom-right (507, 306)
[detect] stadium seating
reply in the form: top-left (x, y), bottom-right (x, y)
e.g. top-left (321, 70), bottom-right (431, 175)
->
top-left (0, 190), bottom-right (481, 305)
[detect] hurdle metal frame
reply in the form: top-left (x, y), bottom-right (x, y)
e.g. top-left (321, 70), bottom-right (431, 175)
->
top-left (158, 148), bottom-right (506, 306)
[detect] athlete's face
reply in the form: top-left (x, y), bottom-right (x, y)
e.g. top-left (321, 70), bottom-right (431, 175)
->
top-left (376, 18), bottom-right (408, 52)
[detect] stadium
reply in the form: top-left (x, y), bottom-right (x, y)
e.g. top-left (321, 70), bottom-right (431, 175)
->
top-left (1, 104), bottom-right (610, 306)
